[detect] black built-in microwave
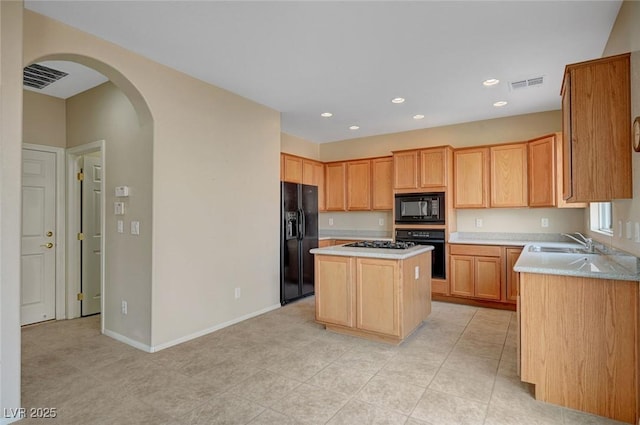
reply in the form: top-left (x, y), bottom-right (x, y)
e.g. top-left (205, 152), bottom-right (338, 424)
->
top-left (394, 192), bottom-right (445, 224)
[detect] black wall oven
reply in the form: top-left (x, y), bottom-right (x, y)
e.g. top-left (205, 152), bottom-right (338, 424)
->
top-left (395, 229), bottom-right (446, 279)
top-left (395, 192), bottom-right (445, 224)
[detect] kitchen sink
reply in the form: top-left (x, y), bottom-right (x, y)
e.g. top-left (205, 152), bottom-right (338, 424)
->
top-left (528, 245), bottom-right (590, 254)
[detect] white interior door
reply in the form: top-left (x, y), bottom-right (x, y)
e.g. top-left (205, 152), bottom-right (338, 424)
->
top-left (21, 149), bottom-right (56, 325)
top-left (81, 154), bottom-right (102, 316)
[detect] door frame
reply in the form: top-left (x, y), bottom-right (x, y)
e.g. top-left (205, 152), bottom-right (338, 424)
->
top-left (66, 140), bottom-right (105, 329)
top-left (22, 143), bottom-right (66, 321)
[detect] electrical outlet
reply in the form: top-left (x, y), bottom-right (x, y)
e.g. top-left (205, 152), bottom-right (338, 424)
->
top-left (378, 218), bottom-right (384, 226)
top-left (121, 300), bottom-right (127, 315)
top-left (475, 218), bottom-right (483, 228)
top-left (541, 218), bottom-right (549, 228)
top-left (635, 223), bottom-right (640, 243)
top-left (131, 220), bottom-right (140, 235)
top-left (117, 220), bottom-right (124, 233)
top-left (328, 218), bottom-right (334, 226)
top-left (234, 287), bottom-right (241, 299)
top-left (414, 266), bottom-right (419, 279)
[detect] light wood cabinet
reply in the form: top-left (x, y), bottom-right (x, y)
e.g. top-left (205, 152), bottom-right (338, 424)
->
top-left (318, 239), bottom-right (333, 248)
top-left (449, 244), bottom-right (502, 301)
top-left (562, 53), bottom-right (632, 202)
top-left (281, 154), bottom-right (303, 183)
top-left (302, 159), bottom-right (325, 211)
top-left (528, 134), bottom-right (586, 209)
top-left (314, 252), bottom-right (431, 344)
top-left (315, 256), bottom-right (355, 327)
top-left (420, 147), bottom-right (448, 188)
top-left (393, 147), bottom-right (451, 191)
top-left (325, 162), bottom-right (347, 211)
top-left (520, 272), bottom-right (638, 423)
top-left (453, 147), bottom-right (489, 208)
top-left (504, 247), bottom-right (522, 303)
top-left (393, 150), bottom-right (419, 189)
top-left (372, 157), bottom-right (393, 210)
top-left (346, 160), bottom-right (371, 211)
top-left (490, 143), bottom-right (528, 208)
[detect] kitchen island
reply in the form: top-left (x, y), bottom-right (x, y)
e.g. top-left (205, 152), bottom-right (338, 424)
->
top-left (514, 243), bottom-right (640, 424)
top-left (310, 243), bottom-right (433, 344)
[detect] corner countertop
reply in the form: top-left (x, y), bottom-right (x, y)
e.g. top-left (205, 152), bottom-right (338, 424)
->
top-left (514, 242), bottom-right (640, 282)
top-left (310, 244), bottom-right (433, 260)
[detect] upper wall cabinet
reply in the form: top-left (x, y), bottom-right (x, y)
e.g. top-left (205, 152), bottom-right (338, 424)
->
top-left (393, 146), bottom-right (452, 191)
top-left (528, 134), bottom-right (586, 209)
top-left (325, 162), bottom-right (347, 211)
top-left (346, 160), bottom-right (372, 211)
top-left (562, 53), bottom-right (632, 202)
top-left (490, 143), bottom-right (528, 208)
top-left (303, 159), bottom-right (326, 211)
top-left (281, 154), bottom-right (303, 183)
top-left (454, 147), bottom-right (489, 208)
top-left (372, 157), bottom-right (393, 210)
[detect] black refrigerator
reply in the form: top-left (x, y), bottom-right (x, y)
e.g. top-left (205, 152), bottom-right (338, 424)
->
top-left (280, 182), bottom-right (318, 305)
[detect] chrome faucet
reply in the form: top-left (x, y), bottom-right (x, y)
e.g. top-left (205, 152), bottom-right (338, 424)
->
top-left (561, 232), bottom-right (594, 252)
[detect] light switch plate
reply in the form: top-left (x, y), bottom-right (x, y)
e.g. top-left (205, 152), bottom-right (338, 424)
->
top-left (635, 223), bottom-right (640, 243)
top-left (626, 221), bottom-right (632, 239)
top-left (117, 220), bottom-right (124, 234)
top-left (115, 186), bottom-right (129, 197)
top-left (114, 202), bottom-right (125, 216)
top-left (131, 221), bottom-right (140, 235)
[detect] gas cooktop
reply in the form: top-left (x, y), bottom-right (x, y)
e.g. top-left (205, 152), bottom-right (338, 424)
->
top-left (344, 241), bottom-right (416, 250)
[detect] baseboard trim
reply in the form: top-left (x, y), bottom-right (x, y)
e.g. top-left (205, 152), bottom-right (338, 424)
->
top-left (150, 303), bottom-right (281, 353)
top-left (103, 329), bottom-right (153, 353)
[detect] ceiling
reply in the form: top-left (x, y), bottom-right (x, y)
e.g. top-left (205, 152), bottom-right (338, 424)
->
top-left (24, 1), bottom-right (622, 144)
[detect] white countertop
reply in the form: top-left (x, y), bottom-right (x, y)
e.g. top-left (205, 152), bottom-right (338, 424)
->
top-left (514, 242), bottom-right (640, 282)
top-left (310, 244), bottom-right (434, 260)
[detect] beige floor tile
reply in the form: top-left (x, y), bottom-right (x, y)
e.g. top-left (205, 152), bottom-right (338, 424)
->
top-left (326, 399), bottom-right (408, 425)
top-left (192, 357), bottom-right (261, 393)
top-left (270, 383), bottom-right (349, 425)
top-left (563, 408), bottom-right (630, 425)
top-left (442, 351), bottom-right (500, 379)
top-left (185, 393), bottom-right (265, 425)
top-left (428, 366), bottom-right (495, 403)
top-left (248, 408), bottom-right (302, 425)
top-left (451, 338), bottom-right (504, 360)
top-left (227, 369), bottom-right (303, 405)
top-left (333, 348), bottom-right (396, 375)
top-left (356, 375), bottom-right (426, 415)
top-left (306, 362), bottom-right (375, 396)
top-left (411, 389), bottom-right (488, 425)
top-left (264, 349), bottom-right (333, 381)
top-left (376, 354), bottom-right (439, 388)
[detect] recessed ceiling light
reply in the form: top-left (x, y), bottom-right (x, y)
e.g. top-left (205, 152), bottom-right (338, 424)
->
top-left (493, 100), bottom-right (508, 107)
top-left (349, 125), bottom-right (360, 130)
top-left (483, 78), bottom-right (500, 87)
top-left (320, 112), bottom-right (333, 118)
top-left (413, 114), bottom-right (425, 120)
top-left (391, 97), bottom-right (405, 104)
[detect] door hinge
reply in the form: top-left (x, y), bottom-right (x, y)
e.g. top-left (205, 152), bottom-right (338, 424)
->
top-left (77, 172), bottom-right (84, 181)
top-left (77, 232), bottom-right (84, 240)
top-left (77, 293), bottom-right (84, 301)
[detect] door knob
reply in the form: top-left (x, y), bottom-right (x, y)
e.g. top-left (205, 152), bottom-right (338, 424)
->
top-left (46, 231), bottom-right (53, 237)
top-left (41, 242), bottom-right (53, 249)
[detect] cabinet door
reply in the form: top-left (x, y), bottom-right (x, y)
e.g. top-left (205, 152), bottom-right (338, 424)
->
top-left (393, 151), bottom-right (418, 189)
top-left (372, 157), bottom-right (393, 210)
top-left (325, 162), bottom-right (346, 211)
top-left (454, 148), bottom-right (489, 208)
top-left (505, 247), bottom-right (522, 303)
top-left (315, 162), bottom-right (326, 212)
top-left (490, 143), bottom-right (528, 208)
top-left (356, 258), bottom-right (400, 336)
top-left (474, 256), bottom-right (501, 300)
top-left (282, 154), bottom-right (303, 183)
top-left (346, 160), bottom-right (371, 210)
top-left (528, 137), bottom-right (555, 207)
top-left (420, 148), bottom-right (447, 188)
top-left (315, 256), bottom-right (355, 327)
top-left (450, 255), bottom-right (474, 297)
top-left (562, 76), bottom-right (572, 201)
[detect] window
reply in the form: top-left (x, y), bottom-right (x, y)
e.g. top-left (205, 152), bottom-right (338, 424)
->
top-left (590, 202), bottom-right (613, 234)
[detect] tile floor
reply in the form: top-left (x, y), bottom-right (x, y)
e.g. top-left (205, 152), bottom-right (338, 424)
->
top-left (20, 298), bottom-right (627, 425)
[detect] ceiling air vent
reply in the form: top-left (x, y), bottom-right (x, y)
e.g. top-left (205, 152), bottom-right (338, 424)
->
top-left (23, 64), bottom-right (68, 90)
top-left (509, 76), bottom-right (544, 91)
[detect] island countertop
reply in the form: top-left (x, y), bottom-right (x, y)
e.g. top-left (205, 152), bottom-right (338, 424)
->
top-left (310, 244), bottom-right (433, 260)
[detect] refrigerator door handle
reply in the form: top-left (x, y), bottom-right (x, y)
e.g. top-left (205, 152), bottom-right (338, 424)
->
top-left (298, 208), bottom-right (306, 240)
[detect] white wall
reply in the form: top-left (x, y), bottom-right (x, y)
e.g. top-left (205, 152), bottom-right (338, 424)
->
top-left (596, 0), bottom-right (640, 256)
top-left (456, 208), bottom-right (585, 234)
top-left (0, 1), bottom-right (23, 421)
top-left (23, 10), bottom-right (281, 352)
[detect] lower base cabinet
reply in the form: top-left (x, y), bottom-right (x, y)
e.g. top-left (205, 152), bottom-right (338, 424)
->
top-left (450, 245), bottom-right (502, 300)
top-left (520, 272), bottom-right (638, 424)
top-left (315, 252), bottom-right (431, 344)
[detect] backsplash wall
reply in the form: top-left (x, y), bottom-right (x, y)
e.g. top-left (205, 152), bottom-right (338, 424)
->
top-left (456, 208), bottom-right (586, 234)
top-left (319, 211), bottom-right (393, 235)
